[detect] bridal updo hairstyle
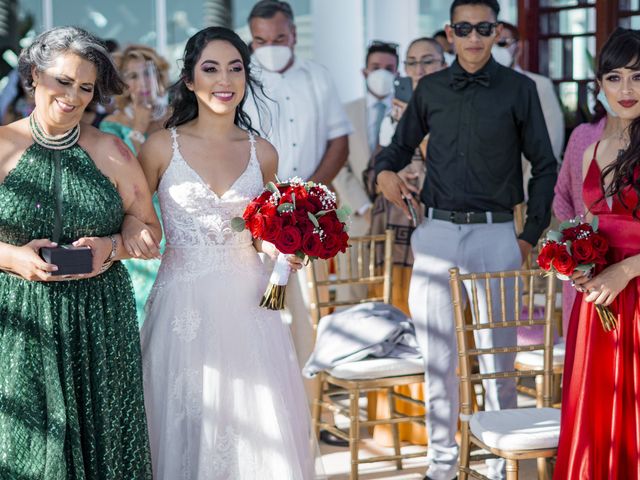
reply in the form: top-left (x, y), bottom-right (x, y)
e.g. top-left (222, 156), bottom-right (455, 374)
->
top-left (18, 26), bottom-right (125, 106)
top-left (597, 28), bottom-right (640, 217)
top-left (165, 26), bottom-right (260, 133)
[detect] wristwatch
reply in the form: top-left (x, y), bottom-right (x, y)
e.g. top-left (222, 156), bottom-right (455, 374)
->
top-left (128, 129), bottom-right (146, 144)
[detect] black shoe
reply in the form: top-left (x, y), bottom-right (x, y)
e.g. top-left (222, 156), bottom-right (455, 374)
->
top-left (319, 429), bottom-right (349, 447)
top-left (423, 476), bottom-right (458, 480)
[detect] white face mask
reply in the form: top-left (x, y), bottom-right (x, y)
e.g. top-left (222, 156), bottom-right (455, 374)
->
top-left (366, 69), bottom-right (395, 98)
top-left (597, 89), bottom-right (619, 117)
top-left (492, 45), bottom-right (513, 67)
top-left (253, 45), bottom-right (292, 72)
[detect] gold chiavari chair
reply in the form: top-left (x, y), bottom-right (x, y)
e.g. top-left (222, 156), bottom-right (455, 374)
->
top-left (308, 230), bottom-right (426, 480)
top-left (449, 268), bottom-right (560, 480)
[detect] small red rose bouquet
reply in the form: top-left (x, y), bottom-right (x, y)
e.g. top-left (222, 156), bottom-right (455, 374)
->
top-left (536, 216), bottom-right (616, 331)
top-left (232, 177), bottom-right (350, 310)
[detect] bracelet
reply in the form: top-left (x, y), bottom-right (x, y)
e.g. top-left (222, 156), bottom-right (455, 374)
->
top-left (105, 234), bottom-right (117, 263)
top-left (128, 129), bottom-right (146, 144)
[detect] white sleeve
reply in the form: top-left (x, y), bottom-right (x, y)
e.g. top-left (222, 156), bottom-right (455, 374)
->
top-left (316, 66), bottom-right (353, 140)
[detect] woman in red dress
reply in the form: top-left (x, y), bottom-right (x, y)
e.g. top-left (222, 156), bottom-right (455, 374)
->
top-left (555, 28), bottom-right (640, 479)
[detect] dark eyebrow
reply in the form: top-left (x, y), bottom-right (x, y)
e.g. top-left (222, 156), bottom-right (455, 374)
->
top-left (201, 59), bottom-right (243, 66)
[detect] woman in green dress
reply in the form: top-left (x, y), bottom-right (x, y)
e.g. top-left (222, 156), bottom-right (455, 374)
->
top-left (99, 45), bottom-right (169, 322)
top-left (0, 26), bottom-right (160, 479)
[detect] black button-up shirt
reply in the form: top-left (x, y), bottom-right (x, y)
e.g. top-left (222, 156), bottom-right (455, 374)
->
top-left (375, 57), bottom-right (557, 245)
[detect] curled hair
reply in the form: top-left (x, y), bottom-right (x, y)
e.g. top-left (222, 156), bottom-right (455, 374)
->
top-left (596, 28), bottom-right (640, 218)
top-left (18, 26), bottom-right (124, 105)
top-left (112, 44), bottom-right (170, 111)
top-left (165, 26), bottom-right (261, 134)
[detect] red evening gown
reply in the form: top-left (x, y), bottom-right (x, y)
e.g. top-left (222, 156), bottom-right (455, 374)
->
top-left (554, 142), bottom-right (640, 479)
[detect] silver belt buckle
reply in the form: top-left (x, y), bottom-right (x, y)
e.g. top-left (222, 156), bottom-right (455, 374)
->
top-left (465, 212), bottom-right (472, 223)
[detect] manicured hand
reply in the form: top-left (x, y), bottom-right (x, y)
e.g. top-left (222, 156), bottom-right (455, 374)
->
top-left (286, 254), bottom-right (304, 272)
top-left (579, 262), bottom-right (631, 306)
top-left (73, 236), bottom-right (112, 277)
top-left (9, 239), bottom-right (58, 281)
top-left (122, 215), bottom-right (161, 259)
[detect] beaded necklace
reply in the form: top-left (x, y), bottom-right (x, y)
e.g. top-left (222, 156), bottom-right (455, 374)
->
top-left (29, 113), bottom-right (80, 150)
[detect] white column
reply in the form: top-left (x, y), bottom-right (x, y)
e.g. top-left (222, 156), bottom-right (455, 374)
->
top-left (155, 0), bottom-right (168, 57)
top-left (311, 0), bottom-right (365, 104)
top-left (42, 0), bottom-right (53, 29)
top-left (366, 0), bottom-right (420, 76)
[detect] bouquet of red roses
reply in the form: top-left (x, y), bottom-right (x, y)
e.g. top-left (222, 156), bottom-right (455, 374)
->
top-left (232, 177), bottom-right (350, 310)
top-left (536, 216), bottom-right (616, 331)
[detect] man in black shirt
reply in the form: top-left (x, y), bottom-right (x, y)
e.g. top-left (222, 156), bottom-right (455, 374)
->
top-left (375, 1), bottom-right (557, 479)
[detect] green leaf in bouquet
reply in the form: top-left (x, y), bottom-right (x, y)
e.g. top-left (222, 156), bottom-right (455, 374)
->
top-left (591, 215), bottom-right (599, 231)
top-left (574, 263), bottom-right (594, 272)
top-left (558, 220), bottom-right (576, 231)
top-left (230, 217), bottom-right (246, 232)
top-left (315, 210), bottom-right (330, 217)
top-left (307, 211), bottom-right (320, 228)
top-left (291, 192), bottom-right (296, 209)
top-left (336, 205), bottom-right (352, 224)
top-left (266, 182), bottom-right (279, 194)
top-left (565, 240), bottom-right (572, 255)
top-left (277, 202), bottom-right (295, 213)
top-left (546, 230), bottom-right (563, 242)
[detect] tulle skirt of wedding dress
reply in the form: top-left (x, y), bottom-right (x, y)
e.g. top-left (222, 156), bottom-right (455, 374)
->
top-left (141, 245), bottom-right (322, 480)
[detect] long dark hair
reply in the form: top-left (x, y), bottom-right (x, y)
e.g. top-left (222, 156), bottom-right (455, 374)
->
top-left (597, 28), bottom-right (640, 218)
top-left (165, 26), bottom-right (260, 133)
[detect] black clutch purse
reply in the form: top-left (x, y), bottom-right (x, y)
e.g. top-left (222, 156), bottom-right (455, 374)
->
top-left (41, 245), bottom-right (93, 276)
top-left (39, 150), bottom-right (94, 276)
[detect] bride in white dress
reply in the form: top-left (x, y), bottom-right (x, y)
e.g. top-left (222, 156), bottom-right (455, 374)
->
top-left (124, 27), bottom-right (319, 479)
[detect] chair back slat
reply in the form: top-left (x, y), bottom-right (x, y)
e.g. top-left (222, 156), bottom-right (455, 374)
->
top-left (308, 230), bottom-right (394, 335)
top-left (449, 267), bottom-right (557, 416)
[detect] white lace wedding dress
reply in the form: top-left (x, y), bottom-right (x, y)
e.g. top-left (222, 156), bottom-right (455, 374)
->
top-left (141, 128), bottom-right (318, 480)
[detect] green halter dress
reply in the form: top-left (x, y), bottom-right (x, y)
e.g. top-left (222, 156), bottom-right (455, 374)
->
top-left (0, 122), bottom-right (152, 479)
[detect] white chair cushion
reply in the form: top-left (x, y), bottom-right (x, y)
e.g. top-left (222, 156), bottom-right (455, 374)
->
top-left (469, 407), bottom-right (560, 451)
top-left (328, 357), bottom-right (424, 380)
top-left (515, 340), bottom-right (565, 368)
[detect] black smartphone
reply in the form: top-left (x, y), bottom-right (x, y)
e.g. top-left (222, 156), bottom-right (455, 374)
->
top-left (404, 196), bottom-right (418, 227)
top-left (394, 76), bottom-right (413, 103)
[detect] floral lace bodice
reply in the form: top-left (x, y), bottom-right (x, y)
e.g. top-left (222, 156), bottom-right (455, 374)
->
top-left (158, 128), bottom-right (263, 249)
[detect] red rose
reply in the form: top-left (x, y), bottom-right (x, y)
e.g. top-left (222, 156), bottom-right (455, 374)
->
top-left (242, 200), bottom-right (261, 221)
top-left (276, 225), bottom-right (303, 254)
top-left (571, 238), bottom-right (596, 263)
top-left (561, 223), bottom-right (593, 242)
top-left (262, 215), bottom-right (283, 243)
top-left (318, 212), bottom-right (345, 234)
top-left (551, 247), bottom-right (577, 276)
top-left (590, 233), bottom-right (609, 255)
top-left (248, 212), bottom-right (266, 238)
top-left (301, 231), bottom-right (324, 258)
top-left (260, 201), bottom-right (277, 217)
top-left (294, 184), bottom-right (309, 201)
top-left (319, 232), bottom-right (339, 259)
top-left (536, 242), bottom-right (559, 271)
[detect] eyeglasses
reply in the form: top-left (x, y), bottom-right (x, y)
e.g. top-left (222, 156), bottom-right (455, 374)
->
top-left (404, 58), bottom-right (444, 68)
top-left (368, 40), bottom-right (399, 54)
top-left (450, 22), bottom-right (498, 38)
top-left (496, 38), bottom-right (517, 48)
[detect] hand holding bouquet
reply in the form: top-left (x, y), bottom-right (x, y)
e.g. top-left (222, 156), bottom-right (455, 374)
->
top-left (536, 216), bottom-right (616, 331)
top-left (232, 178), bottom-right (350, 310)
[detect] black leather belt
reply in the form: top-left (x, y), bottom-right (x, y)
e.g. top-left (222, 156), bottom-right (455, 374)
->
top-left (429, 208), bottom-right (513, 224)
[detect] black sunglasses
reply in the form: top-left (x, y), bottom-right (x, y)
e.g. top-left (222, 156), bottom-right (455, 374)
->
top-left (496, 38), bottom-right (516, 47)
top-left (369, 40), bottom-right (399, 54)
top-left (450, 22), bottom-right (498, 37)
top-left (404, 58), bottom-right (444, 68)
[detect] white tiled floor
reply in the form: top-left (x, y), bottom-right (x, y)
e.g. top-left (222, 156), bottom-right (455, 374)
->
top-left (318, 389), bottom-right (543, 479)
top-left (319, 437), bottom-right (540, 479)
